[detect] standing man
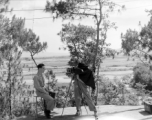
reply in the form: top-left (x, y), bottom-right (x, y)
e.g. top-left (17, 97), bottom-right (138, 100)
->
top-left (73, 62), bottom-right (98, 119)
top-left (33, 63), bottom-right (55, 119)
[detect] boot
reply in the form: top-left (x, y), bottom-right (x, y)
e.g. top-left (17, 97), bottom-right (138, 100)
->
top-left (94, 110), bottom-right (98, 120)
top-left (75, 109), bottom-right (81, 116)
top-left (44, 109), bottom-right (51, 119)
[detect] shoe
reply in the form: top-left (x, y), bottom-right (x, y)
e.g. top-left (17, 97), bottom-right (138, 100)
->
top-left (46, 114), bottom-right (54, 119)
top-left (75, 110), bottom-right (81, 116)
top-left (94, 111), bottom-right (98, 120)
top-left (44, 109), bottom-right (51, 119)
top-left (50, 115), bottom-right (54, 118)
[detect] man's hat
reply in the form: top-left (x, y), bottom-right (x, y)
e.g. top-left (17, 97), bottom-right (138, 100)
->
top-left (78, 63), bottom-right (88, 70)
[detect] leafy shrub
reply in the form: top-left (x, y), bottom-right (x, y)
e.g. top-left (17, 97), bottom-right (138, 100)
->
top-left (132, 63), bottom-right (152, 86)
top-left (97, 76), bottom-right (139, 105)
top-left (121, 74), bottom-right (133, 85)
top-left (0, 50), bottom-right (36, 119)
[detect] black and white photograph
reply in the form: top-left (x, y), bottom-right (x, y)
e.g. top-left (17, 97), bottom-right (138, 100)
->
top-left (0, 0), bottom-right (152, 120)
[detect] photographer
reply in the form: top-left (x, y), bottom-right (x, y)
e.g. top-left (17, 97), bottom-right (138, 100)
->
top-left (33, 63), bottom-right (55, 119)
top-left (70, 62), bottom-right (97, 118)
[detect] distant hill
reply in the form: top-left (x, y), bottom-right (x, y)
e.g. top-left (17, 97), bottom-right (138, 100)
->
top-left (21, 51), bottom-right (70, 58)
top-left (21, 48), bottom-right (122, 58)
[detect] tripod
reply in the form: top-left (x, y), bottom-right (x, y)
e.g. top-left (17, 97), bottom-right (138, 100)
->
top-left (61, 74), bottom-right (88, 116)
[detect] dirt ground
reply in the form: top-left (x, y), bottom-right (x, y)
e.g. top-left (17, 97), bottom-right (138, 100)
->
top-left (15, 105), bottom-right (152, 120)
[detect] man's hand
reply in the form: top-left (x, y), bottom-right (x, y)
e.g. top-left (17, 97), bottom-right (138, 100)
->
top-left (44, 86), bottom-right (49, 92)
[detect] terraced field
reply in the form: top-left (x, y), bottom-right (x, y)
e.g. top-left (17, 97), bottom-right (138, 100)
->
top-left (20, 54), bottom-right (140, 86)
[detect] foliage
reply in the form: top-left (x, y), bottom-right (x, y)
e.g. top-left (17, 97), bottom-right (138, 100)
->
top-left (18, 28), bottom-right (47, 66)
top-left (0, 14), bottom-right (48, 119)
top-left (0, 0), bottom-right (9, 13)
top-left (143, 97), bottom-right (152, 105)
top-left (129, 63), bottom-right (152, 102)
top-left (43, 70), bottom-right (76, 108)
top-left (45, 69), bottom-right (58, 91)
top-left (105, 48), bottom-right (119, 59)
top-left (45, 0), bottom-right (124, 69)
top-left (51, 82), bottom-right (75, 108)
top-left (45, 1), bottom-right (76, 19)
top-left (121, 29), bottom-right (139, 57)
top-left (132, 63), bottom-right (152, 86)
top-left (121, 74), bottom-right (133, 85)
top-left (0, 47), bottom-right (34, 119)
top-left (58, 23), bottom-right (116, 67)
top-left (121, 11), bottom-right (152, 104)
top-left (0, 15), bottom-right (48, 67)
top-left (45, 0), bottom-right (124, 105)
top-left (98, 76), bottom-right (139, 105)
top-left (58, 23), bottom-right (96, 66)
top-left (121, 11), bottom-right (152, 64)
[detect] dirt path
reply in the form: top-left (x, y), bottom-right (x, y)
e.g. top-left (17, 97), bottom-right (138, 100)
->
top-left (14, 105), bottom-right (151, 120)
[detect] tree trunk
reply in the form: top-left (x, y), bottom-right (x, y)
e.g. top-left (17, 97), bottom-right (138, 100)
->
top-left (95, 62), bottom-right (100, 105)
top-left (93, 23), bottom-right (100, 71)
top-left (93, 22), bottom-right (100, 105)
top-left (31, 54), bottom-right (37, 67)
top-left (92, 1), bottom-right (103, 105)
top-left (7, 58), bottom-right (12, 119)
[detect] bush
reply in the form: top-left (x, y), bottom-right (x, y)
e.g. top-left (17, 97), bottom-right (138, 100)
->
top-left (0, 51), bottom-right (37, 119)
top-left (97, 76), bottom-right (139, 105)
top-left (132, 63), bottom-right (152, 86)
top-left (54, 83), bottom-right (75, 108)
top-left (121, 74), bottom-right (133, 85)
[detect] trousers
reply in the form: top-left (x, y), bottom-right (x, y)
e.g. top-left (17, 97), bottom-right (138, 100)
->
top-left (44, 92), bottom-right (56, 110)
top-left (38, 92), bottom-right (55, 111)
top-left (74, 78), bottom-right (96, 111)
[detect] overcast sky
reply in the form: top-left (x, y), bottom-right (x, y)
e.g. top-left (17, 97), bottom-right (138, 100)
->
top-left (5, 0), bottom-right (152, 57)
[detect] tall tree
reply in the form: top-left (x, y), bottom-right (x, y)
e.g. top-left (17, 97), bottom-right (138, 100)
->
top-left (58, 23), bottom-right (97, 66)
top-left (0, 15), bottom-right (25, 119)
top-left (121, 11), bottom-right (152, 65)
top-left (121, 29), bottom-right (139, 61)
top-left (58, 23), bottom-right (116, 104)
top-left (45, 0), bottom-right (124, 71)
top-left (0, 15), bottom-right (48, 119)
top-left (0, 0), bottom-right (9, 13)
top-left (0, 44), bottom-right (28, 119)
top-left (45, 0), bottom-right (123, 104)
top-left (18, 28), bottom-right (47, 66)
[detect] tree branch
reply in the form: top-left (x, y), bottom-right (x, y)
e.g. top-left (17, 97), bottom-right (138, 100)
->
top-left (77, 7), bottom-right (100, 11)
top-left (135, 47), bottom-right (151, 57)
top-left (71, 39), bottom-right (79, 59)
top-left (69, 11), bottom-right (97, 17)
top-left (133, 51), bottom-right (149, 66)
top-left (98, 0), bottom-right (103, 25)
top-left (29, 51), bottom-right (37, 67)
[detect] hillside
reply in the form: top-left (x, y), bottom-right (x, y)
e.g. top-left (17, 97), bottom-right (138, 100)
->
top-left (20, 54), bottom-right (140, 85)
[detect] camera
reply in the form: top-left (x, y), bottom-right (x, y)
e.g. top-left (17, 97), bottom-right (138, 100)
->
top-left (66, 67), bottom-right (76, 74)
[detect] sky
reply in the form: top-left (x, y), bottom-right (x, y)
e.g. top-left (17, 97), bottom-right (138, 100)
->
top-left (4, 0), bottom-right (152, 57)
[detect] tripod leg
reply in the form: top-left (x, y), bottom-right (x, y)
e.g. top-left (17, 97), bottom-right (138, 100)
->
top-left (61, 78), bottom-right (73, 116)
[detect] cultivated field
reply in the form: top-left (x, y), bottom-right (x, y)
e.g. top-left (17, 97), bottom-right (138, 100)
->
top-left (21, 54), bottom-right (140, 86)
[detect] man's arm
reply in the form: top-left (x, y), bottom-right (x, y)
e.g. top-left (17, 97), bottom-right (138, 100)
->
top-left (74, 68), bottom-right (90, 75)
top-left (73, 68), bottom-right (84, 74)
top-left (33, 76), bottom-right (48, 94)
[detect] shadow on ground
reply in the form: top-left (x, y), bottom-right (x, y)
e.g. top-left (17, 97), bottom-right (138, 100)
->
top-left (15, 116), bottom-right (34, 120)
top-left (140, 117), bottom-right (152, 120)
top-left (139, 111), bottom-right (151, 116)
top-left (97, 107), bottom-right (144, 116)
